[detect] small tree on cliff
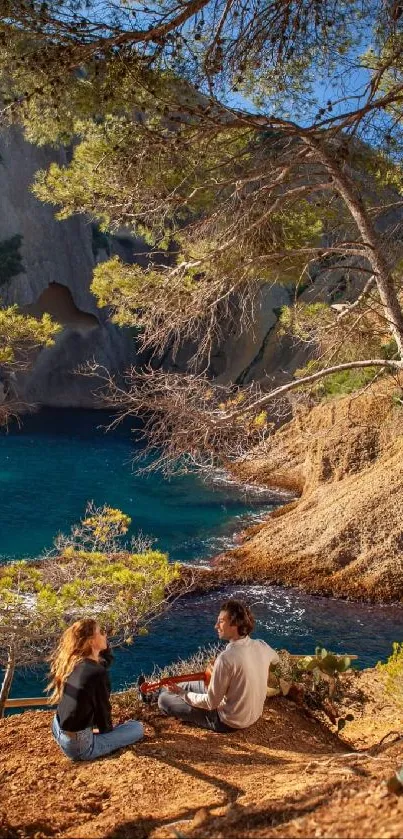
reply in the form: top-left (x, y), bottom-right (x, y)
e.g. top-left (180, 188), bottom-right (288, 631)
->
top-left (2, 0), bottom-right (403, 463)
top-left (0, 505), bottom-right (180, 715)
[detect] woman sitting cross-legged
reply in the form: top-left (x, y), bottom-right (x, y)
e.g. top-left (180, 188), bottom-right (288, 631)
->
top-left (49, 618), bottom-right (143, 761)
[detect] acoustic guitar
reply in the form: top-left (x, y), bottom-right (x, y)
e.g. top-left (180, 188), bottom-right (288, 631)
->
top-left (139, 668), bottom-right (212, 695)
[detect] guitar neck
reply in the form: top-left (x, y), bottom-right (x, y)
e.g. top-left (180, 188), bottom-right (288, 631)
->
top-left (140, 670), bottom-right (209, 694)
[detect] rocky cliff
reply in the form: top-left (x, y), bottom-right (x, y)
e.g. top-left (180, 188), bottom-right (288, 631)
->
top-left (0, 126), bottom-right (133, 408)
top-left (219, 376), bottom-right (403, 603)
top-left (2, 127), bottom-right (397, 407)
top-left (0, 125), bottom-right (294, 405)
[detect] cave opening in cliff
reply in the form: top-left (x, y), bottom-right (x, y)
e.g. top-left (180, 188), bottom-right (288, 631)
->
top-left (22, 282), bottom-right (99, 332)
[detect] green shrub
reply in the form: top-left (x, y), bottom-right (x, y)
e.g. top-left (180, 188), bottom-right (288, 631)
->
top-left (314, 367), bottom-right (378, 398)
top-left (377, 642), bottom-right (403, 708)
top-left (381, 338), bottom-right (398, 360)
top-left (392, 391), bottom-right (403, 407)
top-left (273, 646), bottom-right (355, 729)
top-left (0, 504), bottom-right (180, 714)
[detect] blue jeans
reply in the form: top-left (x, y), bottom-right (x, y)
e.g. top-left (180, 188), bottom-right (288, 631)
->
top-left (52, 714), bottom-right (143, 761)
top-left (158, 680), bottom-right (235, 733)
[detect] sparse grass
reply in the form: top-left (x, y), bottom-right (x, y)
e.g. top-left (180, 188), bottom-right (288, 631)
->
top-left (145, 644), bottom-right (222, 684)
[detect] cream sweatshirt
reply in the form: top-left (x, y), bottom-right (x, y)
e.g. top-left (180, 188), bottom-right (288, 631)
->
top-left (185, 636), bottom-right (279, 729)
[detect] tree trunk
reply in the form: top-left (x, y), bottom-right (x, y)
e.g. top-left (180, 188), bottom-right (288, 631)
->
top-left (0, 644), bottom-right (16, 718)
top-left (304, 136), bottom-right (403, 359)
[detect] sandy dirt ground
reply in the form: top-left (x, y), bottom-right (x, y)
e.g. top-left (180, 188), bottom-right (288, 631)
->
top-left (1, 669), bottom-right (403, 839)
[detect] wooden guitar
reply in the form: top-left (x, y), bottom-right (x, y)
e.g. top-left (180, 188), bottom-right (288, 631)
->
top-left (139, 668), bottom-right (212, 695)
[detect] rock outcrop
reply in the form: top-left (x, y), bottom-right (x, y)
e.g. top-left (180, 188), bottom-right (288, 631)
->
top-left (0, 126), bottom-right (295, 405)
top-left (220, 376), bottom-right (403, 603)
top-left (0, 126), bottom-right (133, 408)
top-left (2, 126), bottom-right (401, 408)
top-left (214, 283), bottom-right (291, 385)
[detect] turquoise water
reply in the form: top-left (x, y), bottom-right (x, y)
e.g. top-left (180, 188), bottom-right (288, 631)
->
top-left (0, 409), bottom-right (274, 562)
top-left (1, 409), bottom-right (402, 706)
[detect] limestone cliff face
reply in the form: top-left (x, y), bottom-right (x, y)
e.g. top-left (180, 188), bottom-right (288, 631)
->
top-left (220, 376), bottom-right (403, 603)
top-left (3, 127), bottom-right (391, 406)
top-left (20, 321), bottom-right (132, 408)
top-left (0, 126), bottom-right (133, 407)
top-left (214, 284), bottom-right (290, 385)
top-left (0, 126), bottom-right (289, 404)
top-left (161, 283), bottom-right (292, 386)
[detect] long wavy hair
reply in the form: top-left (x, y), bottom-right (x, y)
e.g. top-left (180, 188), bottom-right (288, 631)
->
top-left (48, 618), bottom-right (98, 703)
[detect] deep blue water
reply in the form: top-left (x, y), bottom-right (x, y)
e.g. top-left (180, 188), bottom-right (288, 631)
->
top-left (1, 409), bottom-right (402, 706)
top-left (0, 409), bottom-right (275, 563)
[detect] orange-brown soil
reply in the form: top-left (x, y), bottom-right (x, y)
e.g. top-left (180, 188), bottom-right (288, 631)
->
top-left (1, 670), bottom-right (403, 839)
top-left (219, 376), bottom-right (403, 603)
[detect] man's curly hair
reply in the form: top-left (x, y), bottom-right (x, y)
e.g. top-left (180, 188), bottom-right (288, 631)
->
top-left (220, 599), bottom-right (255, 636)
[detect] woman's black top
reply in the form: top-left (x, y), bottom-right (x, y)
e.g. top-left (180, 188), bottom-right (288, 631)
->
top-left (56, 656), bottom-right (113, 733)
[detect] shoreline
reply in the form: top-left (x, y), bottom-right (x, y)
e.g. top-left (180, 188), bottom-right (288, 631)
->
top-left (179, 556), bottom-right (403, 609)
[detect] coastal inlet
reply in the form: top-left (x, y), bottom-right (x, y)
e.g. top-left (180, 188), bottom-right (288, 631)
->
top-left (1, 409), bottom-right (402, 703)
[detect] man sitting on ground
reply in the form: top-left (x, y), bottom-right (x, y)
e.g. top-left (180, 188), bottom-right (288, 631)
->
top-left (158, 598), bottom-right (279, 733)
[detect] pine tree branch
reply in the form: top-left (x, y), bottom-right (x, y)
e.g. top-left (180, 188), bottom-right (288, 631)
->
top-left (223, 358), bottom-right (401, 420)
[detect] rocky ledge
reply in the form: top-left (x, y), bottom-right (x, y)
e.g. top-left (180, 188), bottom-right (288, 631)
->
top-left (214, 376), bottom-right (403, 604)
